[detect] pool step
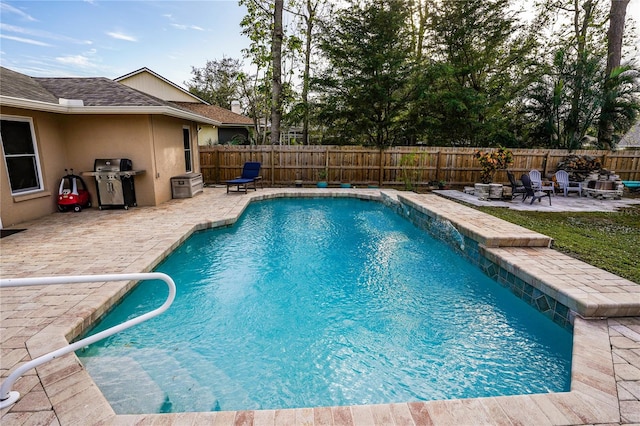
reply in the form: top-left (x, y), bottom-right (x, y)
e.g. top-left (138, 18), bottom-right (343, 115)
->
top-left (81, 355), bottom-right (167, 414)
top-left (81, 349), bottom-right (219, 413)
top-left (80, 348), bottom-right (253, 413)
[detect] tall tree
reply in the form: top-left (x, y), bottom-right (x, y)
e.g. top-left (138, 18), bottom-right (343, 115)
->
top-left (598, 0), bottom-right (631, 147)
top-left (314, 0), bottom-right (413, 147)
top-left (270, 0), bottom-right (284, 145)
top-left (186, 57), bottom-right (242, 108)
top-left (563, 0), bottom-right (604, 148)
top-left (420, 0), bottom-right (536, 146)
top-left (240, 0), bottom-right (276, 144)
top-left (297, 0), bottom-right (324, 144)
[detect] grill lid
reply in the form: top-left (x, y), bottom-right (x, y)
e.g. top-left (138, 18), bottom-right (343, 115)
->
top-left (94, 158), bottom-right (133, 172)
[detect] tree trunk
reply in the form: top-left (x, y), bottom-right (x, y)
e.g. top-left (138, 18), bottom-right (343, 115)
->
top-left (302, 0), bottom-right (317, 145)
top-left (270, 0), bottom-right (284, 145)
top-left (566, 0), bottom-right (594, 150)
top-left (598, 0), bottom-right (630, 149)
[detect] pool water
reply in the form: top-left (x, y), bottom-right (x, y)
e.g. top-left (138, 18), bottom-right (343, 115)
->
top-left (77, 198), bottom-right (572, 414)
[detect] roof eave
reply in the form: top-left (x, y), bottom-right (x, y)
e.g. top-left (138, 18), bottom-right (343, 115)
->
top-left (0, 95), bottom-right (66, 113)
top-left (0, 96), bottom-right (221, 125)
top-left (218, 122), bottom-right (255, 128)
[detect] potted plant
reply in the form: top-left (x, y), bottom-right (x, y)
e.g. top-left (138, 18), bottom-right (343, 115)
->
top-left (474, 147), bottom-right (513, 199)
top-left (317, 169), bottom-right (328, 188)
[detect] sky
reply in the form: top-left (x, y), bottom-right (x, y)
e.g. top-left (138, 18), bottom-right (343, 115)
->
top-left (1, 0), bottom-right (640, 90)
top-left (0, 0), bottom-right (250, 88)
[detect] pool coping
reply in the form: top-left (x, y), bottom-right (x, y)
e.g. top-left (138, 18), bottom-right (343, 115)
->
top-left (1, 187), bottom-right (638, 425)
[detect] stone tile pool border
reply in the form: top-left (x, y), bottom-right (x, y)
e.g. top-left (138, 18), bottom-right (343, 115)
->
top-left (1, 187), bottom-right (638, 425)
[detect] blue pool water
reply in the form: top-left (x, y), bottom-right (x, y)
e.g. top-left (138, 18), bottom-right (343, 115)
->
top-left (77, 198), bottom-right (572, 414)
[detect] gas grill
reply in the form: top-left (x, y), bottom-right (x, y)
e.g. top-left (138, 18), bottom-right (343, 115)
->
top-left (85, 158), bottom-right (143, 210)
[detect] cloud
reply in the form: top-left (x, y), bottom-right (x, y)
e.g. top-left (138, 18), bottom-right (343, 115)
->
top-left (0, 3), bottom-right (37, 22)
top-left (0, 23), bottom-right (92, 45)
top-left (106, 31), bottom-right (137, 42)
top-left (56, 55), bottom-right (95, 68)
top-left (0, 34), bottom-right (51, 47)
top-left (170, 23), bottom-right (205, 31)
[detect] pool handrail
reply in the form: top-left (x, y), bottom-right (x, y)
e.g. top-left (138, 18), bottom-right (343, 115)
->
top-left (0, 272), bottom-right (176, 409)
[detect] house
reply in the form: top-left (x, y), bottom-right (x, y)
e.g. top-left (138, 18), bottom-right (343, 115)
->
top-left (115, 68), bottom-right (254, 145)
top-left (0, 66), bottom-right (217, 228)
top-left (618, 121), bottom-right (640, 150)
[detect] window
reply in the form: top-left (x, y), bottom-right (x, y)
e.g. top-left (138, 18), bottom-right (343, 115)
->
top-left (1, 116), bottom-right (43, 195)
top-left (183, 127), bottom-right (192, 173)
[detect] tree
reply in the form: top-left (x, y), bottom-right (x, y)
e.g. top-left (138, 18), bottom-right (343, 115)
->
top-left (598, 0), bottom-right (631, 147)
top-left (520, 0), bottom-right (639, 149)
top-left (295, 0), bottom-right (325, 144)
top-left (240, 0), bottom-right (276, 144)
top-left (270, 0), bottom-right (284, 145)
top-left (418, 0), bottom-right (536, 146)
top-left (186, 57), bottom-right (242, 108)
top-left (314, 0), bottom-right (413, 147)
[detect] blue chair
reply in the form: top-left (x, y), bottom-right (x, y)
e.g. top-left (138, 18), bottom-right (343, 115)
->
top-left (224, 162), bottom-right (262, 193)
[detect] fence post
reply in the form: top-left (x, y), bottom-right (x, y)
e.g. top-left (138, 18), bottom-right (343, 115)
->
top-left (379, 148), bottom-right (384, 187)
top-left (271, 145), bottom-right (275, 186)
top-left (543, 151), bottom-right (550, 177)
top-left (215, 147), bottom-right (220, 183)
top-left (435, 150), bottom-right (441, 182)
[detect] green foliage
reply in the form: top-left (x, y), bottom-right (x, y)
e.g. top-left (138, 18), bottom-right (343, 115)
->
top-left (473, 147), bottom-right (514, 184)
top-left (399, 152), bottom-right (428, 190)
top-left (187, 58), bottom-right (242, 108)
top-left (407, 0), bottom-right (537, 147)
top-left (313, 0), bottom-right (413, 148)
top-left (597, 66), bottom-right (640, 148)
top-left (478, 206), bottom-right (640, 284)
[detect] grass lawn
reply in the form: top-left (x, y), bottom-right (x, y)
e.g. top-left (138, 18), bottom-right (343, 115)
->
top-left (476, 204), bottom-right (640, 284)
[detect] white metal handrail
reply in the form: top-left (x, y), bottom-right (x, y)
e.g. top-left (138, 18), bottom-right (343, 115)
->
top-left (0, 273), bottom-right (176, 409)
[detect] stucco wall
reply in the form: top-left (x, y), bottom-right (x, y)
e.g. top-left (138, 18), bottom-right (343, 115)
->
top-left (1, 107), bottom-right (68, 227)
top-left (148, 115), bottom-right (199, 204)
top-left (61, 114), bottom-right (156, 207)
top-left (1, 108), bottom-right (199, 227)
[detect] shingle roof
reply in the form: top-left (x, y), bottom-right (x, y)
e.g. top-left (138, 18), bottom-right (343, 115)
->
top-left (34, 77), bottom-right (171, 107)
top-left (0, 67), bottom-right (58, 103)
top-left (619, 121), bottom-right (640, 148)
top-left (174, 102), bottom-right (254, 126)
top-left (0, 66), bottom-right (188, 109)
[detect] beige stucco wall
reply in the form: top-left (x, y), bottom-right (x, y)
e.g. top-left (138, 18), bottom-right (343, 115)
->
top-left (1, 108), bottom-right (200, 228)
top-left (148, 115), bottom-right (200, 204)
top-left (0, 107), bottom-right (68, 227)
top-left (118, 72), bottom-right (197, 103)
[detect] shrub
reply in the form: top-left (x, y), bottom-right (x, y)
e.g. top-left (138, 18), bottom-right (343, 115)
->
top-left (474, 147), bottom-right (514, 184)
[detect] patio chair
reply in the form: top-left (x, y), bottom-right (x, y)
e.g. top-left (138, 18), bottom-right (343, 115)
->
top-left (521, 174), bottom-right (551, 206)
top-left (224, 162), bottom-right (262, 193)
top-left (507, 171), bottom-right (526, 200)
top-left (529, 169), bottom-right (555, 195)
top-left (555, 170), bottom-right (582, 197)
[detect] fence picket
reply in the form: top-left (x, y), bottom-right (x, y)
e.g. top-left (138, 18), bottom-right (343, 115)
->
top-left (199, 146), bottom-right (640, 187)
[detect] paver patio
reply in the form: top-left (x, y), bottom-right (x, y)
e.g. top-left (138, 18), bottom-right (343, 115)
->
top-left (1, 188), bottom-right (639, 425)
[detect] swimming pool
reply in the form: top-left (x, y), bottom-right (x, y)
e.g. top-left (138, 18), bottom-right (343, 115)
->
top-left (77, 198), bottom-right (572, 414)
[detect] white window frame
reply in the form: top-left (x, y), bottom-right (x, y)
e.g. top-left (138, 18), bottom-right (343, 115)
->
top-left (183, 126), bottom-right (193, 173)
top-left (1, 115), bottom-right (44, 196)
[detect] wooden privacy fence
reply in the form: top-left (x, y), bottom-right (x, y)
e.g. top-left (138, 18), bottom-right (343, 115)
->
top-left (199, 146), bottom-right (640, 188)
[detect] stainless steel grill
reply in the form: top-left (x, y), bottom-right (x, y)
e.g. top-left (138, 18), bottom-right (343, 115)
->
top-left (89, 158), bottom-right (141, 210)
